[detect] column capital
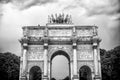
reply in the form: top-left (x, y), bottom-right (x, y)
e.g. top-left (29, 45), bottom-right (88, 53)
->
top-left (73, 39), bottom-right (77, 49)
top-left (73, 42), bottom-right (77, 49)
top-left (72, 75), bottom-right (79, 79)
top-left (94, 75), bottom-right (101, 79)
top-left (43, 37), bottom-right (49, 49)
top-left (72, 36), bottom-right (77, 49)
top-left (92, 36), bottom-right (101, 44)
top-left (93, 42), bottom-right (98, 49)
top-left (44, 43), bottom-right (48, 49)
top-left (23, 43), bottom-right (28, 50)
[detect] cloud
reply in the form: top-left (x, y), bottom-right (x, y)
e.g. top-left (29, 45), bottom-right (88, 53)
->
top-left (20, 0), bottom-right (57, 10)
top-left (0, 0), bottom-right (120, 55)
top-left (80, 0), bottom-right (119, 16)
top-left (63, 0), bottom-right (120, 16)
top-left (0, 0), bottom-right (57, 10)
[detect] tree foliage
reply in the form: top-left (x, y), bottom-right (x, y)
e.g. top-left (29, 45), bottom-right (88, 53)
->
top-left (100, 46), bottom-right (120, 80)
top-left (63, 76), bottom-right (70, 80)
top-left (0, 52), bottom-right (20, 80)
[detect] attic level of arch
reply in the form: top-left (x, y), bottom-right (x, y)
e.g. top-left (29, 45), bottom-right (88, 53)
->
top-left (20, 24), bottom-right (101, 45)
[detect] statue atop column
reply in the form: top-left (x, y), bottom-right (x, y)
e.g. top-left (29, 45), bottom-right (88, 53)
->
top-left (48, 13), bottom-right (72, 24)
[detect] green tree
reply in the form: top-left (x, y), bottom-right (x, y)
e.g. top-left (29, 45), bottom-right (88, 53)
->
top-left (51, 77), bottom-right (56, 80)
top-left (63, 76), bottom-right (70, 80)
top-left (100, 46), bottom-right (120, 80)
top-left (0, 52), bottom-right (20, 80)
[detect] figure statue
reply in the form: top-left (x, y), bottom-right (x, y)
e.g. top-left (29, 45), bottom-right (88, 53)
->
top-left (55, 13), bottom-right (58, 23)
top-left (51, 14), bottom-right (55, 23)
top-left (48, 13), bottom-right (72, 24)
top-left (64, 14), bottom-right (69, 23)
top-left (58, 13), bottom-right (62, 23)
top-left (61, 13), bottom-right (64, 23)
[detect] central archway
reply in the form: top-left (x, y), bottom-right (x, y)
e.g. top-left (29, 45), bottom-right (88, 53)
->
top-left (50, 50), bottom-right (71, 80)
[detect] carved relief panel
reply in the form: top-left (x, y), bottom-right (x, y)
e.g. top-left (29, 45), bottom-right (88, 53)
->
top-left (27, 45), bottom-right (44, 60)
top-left (77, 44), bottom-right (93, 60)
top-left (28, 29), bottom-right (44, 37)
top-left (77, 29), bottom-right (93, 37)
top-left (48, 29), bottom-right (72, 37)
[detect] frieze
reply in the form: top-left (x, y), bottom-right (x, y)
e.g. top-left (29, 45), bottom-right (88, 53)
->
top-left (28, 37), bottom-right (43, 42)
top-left (28, 45), bottom-right (43, 50)
top-left (48, 29), bottom-right (72, 36)
top-left (49, 37), bottom-right (71, 41)
top-left (77, 36), bottom-right (92, 42)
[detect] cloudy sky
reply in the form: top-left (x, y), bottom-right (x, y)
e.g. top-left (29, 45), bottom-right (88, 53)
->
top-left (0, 0), bottom-right (120, 79)
top-left (0, 0), bottom-right (120, 55)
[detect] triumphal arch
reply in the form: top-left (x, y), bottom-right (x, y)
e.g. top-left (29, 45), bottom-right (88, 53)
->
top-left (19, 14), bottom-right (102, 80)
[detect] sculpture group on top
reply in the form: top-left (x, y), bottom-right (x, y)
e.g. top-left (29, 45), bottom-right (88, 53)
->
top-left (48, 13), bottom-right (72, 24)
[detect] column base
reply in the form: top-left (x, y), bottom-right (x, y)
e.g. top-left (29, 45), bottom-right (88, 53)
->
top-left (20, 76), bottom-right (27, 80)
top-left (72, 75), bottom-right (79, 80)
top-left (94, 75), bottom-right (101, 80)
top-left (43, 75), bottom-right (48, 80)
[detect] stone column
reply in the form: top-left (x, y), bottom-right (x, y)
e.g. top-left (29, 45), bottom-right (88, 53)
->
top-left (93, 42), bottom-right (98, 75)
top-left (98, 46), bottom-right (102, 80)
top-left (70, 61), bottom-right (73, 80)
top-left (68, 62), bottom-right (71, 80)
top-left (93, 42), bottom-right (100, 80)
top-left (73, 41), bottom-right (78, 80)
top-left (22, 43), bottom-right (28, 80)
top-left (50, 62), bottom-right (52, 80)
top-left (44, 42), bottom-right (48, 80)
top-left (92, 72), bottom-right (95, 80)
top-left (48, 61), bottom-right (51, 80)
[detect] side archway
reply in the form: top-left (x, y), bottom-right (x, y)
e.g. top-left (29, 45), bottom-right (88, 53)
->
top-left (79, 66), bottom-right (92, 80)
top-left (29, 66), bottom-right (42, 80)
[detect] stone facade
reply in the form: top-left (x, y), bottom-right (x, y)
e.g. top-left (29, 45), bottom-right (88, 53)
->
top-left (19, 14), bottom-right (101, 80)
